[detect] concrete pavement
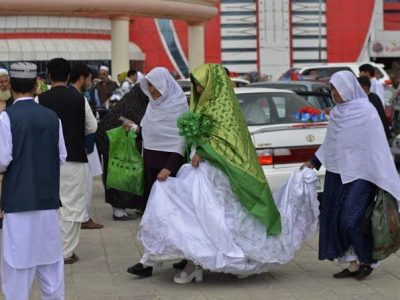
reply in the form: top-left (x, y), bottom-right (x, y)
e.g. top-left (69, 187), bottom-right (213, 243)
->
top-left (3, 178), bottom-right (400, 300)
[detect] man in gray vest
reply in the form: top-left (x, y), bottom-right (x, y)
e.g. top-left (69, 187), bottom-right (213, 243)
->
top-left (0, 62), bottom-right (67, 299)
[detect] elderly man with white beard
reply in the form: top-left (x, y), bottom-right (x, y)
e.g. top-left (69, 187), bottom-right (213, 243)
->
top-left (0, 68), bottom-right (13, 112)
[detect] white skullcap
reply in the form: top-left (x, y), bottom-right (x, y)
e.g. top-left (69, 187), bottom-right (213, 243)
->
top-left (99, 66), bottom-right (109, 72)
top-left (0, 68), bottom-right (8, 76)
top-left (9, 62), bottom-right (37, 79)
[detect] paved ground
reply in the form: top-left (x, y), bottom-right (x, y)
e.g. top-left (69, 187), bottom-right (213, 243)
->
top-left (3, 178), bottom-right (400, 300)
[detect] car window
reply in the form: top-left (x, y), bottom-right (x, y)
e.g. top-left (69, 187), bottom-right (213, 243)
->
top-left (238, 96), bottom-right (272, 125)
top-left (312, 84), bottom-right (330, 94)
top-left (296, 91), bottom-right (335, 110)
top-left (258, 83), bottom-right (308, 92)
top-left (271, 96), bottom-right (287, 118)
top-left (237, 92), bottom-right (314, 125)
top-left (302, 67), bottom-right (352, 77)
top-left (302, 96), bottom-right (321, 109)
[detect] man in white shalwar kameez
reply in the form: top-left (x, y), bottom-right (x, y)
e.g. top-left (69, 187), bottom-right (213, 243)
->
top-left (39, 58), bottom-right (97, 264)
top-left (69, 63), bottom-right (103, 230)
top-left (0, 62), bottom-right (67, 300)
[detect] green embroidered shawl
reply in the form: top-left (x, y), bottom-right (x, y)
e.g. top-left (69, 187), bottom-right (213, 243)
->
top-left (190, 64), bottom-right (281, 235)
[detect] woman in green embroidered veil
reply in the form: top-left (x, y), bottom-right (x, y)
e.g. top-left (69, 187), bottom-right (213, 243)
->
top-left (131, 64), bottom-right (320, 284)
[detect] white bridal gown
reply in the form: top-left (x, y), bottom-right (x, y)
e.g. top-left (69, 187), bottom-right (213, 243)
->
top-left (138, 162), bottom-right (319, 276)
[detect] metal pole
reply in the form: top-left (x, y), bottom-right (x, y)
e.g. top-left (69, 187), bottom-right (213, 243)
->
top-left (318, 0), bottom-right (322, 62)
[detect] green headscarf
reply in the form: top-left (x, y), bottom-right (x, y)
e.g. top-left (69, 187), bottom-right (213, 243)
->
top-left (189, 64), bottom-right (281, 235)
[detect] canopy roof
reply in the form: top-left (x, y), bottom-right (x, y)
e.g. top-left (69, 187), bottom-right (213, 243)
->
top-left (0, 39), bottom-right (145, 61)
top-left (0, 0), bottom-right (218, 24)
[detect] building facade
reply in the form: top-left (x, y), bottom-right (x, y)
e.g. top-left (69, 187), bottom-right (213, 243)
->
top-left (0, 0), bottom-right (399, 80)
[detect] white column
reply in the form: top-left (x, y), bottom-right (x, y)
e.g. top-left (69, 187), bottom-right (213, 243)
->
top-left (111, 17), bottom-right (130, 80)
top-left (188, 23), bottom-right (205, 71)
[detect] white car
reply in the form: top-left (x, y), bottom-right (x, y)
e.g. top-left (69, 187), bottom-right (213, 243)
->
top-left (282, 62), bottom-right (391, 86)
top-left (235, 87), bottom-right (327, 192)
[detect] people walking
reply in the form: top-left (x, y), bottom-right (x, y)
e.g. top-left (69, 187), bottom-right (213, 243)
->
top-left (359, 64), bottom-right (386, 107)
top-left (0, 62), bottom-right (66, 299)
top-left (0, 68), bottom-right (13, 112)
top-left (96, 84), bottom-right (149, 220)
top-left (70, 63), bottom-right (104, 230)
top-left (134, 67), bottom-right (188, 211)
top-left (39, 58), bottom-right (98, 264)
top-left (357, 76), bottom-right (391, 141)
top-left (96, 66), bottom-right (118, 107)
top-left (128, 64), bottom-right (320, 283)
top-left (303, 71), bottom-right (400, 280)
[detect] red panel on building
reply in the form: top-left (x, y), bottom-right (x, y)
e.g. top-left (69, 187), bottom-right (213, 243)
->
top-left (130, 7), bottom-right (220, 75)
top-left (326, 0), bottom-right (375, 62)
top-left (384, 2), bottom-right (400, 31)
top-left (204, 11), bottom-right (221, 64)
top-left (129, 17), bottom-right (176, 73)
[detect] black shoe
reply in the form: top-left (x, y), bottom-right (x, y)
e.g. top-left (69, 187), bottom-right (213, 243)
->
top-left (172, 260), bottom-right (188, 270)
top-left (333, 268), bottom-right (359, 279)
top-left (355, 265), bottom-right (373, 280)
top-left (127, 263), bottom-right (153, 277)
top-left (113, 214), bottom-right (138, 221)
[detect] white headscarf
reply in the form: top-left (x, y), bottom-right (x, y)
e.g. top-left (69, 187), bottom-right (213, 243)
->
top-left (136, 71), bottom-right (144, 83)
top-left (0, 68), bottom-right (8, 76)
top-left (140, 67), bottom-right (188, 155)
top-left (316, 71), bottom-right (400, 201)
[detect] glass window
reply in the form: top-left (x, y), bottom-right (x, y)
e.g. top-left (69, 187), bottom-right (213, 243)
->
top-left (238, 92), bottom-right (314, 125)
top-left (312, 84), bottom-right (331, 94)
top-left (302, 67), bottom-right (352, 77)
top-left (260, 83), bottom-right (308, 92)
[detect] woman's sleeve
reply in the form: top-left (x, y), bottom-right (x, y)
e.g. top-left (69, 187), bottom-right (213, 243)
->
top-left (311, 154), bottom-right (322, 170)
top-left (165, 153), bottom-right (184, 176)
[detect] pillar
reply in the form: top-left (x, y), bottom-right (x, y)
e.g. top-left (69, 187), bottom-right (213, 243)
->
top-left (188, 23), bottom-right (205, 71)
top-left (111, 17), bottom-right (130, 80)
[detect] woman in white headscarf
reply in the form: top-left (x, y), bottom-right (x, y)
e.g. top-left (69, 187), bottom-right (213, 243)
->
top-left (136, 67), bottom-right (188, 204)
top-left (303, 71), bottom-right (400, 280)
top-left (125, 67), bottom-right (188, 276)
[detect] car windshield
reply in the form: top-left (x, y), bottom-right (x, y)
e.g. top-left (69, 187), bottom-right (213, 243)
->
top-left (237, 92), bottom-right (317, 126)
top-left (253, 83), bottom-right (308, 92)
top-left (295, 91), bottom-right (335, 110)
top-left (302, 67), bottom-right (353, 77)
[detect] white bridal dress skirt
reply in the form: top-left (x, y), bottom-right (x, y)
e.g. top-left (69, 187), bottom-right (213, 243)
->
top-left (138, 162), bottom-right (319, 275)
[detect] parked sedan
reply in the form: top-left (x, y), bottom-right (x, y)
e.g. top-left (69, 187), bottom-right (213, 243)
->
top-left (236, 87), bottom-right (327, 192)
top-left (280, 62), bottom-right (392, 86)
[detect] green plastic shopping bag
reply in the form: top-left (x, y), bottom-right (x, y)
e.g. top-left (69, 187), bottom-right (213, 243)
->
top-left (106, 126), bottom-right (144, 196)
top-left (371, 189), bottom-right (400, 260)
